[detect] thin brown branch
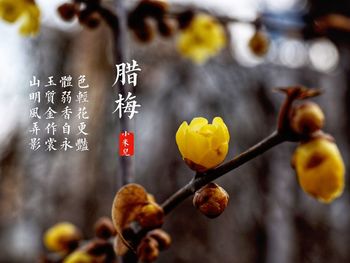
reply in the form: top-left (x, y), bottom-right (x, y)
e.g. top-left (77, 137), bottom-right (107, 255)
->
top-left (161, 130), bottom-right (286, 215)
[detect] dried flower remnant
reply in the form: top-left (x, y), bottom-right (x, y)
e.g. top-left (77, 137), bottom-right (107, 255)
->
top-left (111, 183), bottom-right (165, 257)
top-left (193, 183), bottom-right (229, 218)
top-left (177, 14), bottom-right (227, 64)
top-left (176, 117), bottom-right (230, 172)
top-left (292, 136), bottom-right (345, 203)
top-left (0, 0), bottom-right (40, 36)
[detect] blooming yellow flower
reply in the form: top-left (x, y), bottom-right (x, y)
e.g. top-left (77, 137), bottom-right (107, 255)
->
top-left (44, 222), bottom-right (81, 253)
top-left (176, 117), bottom-right (230, 172)
top-left (64, 251), bottom-right (93, 263)
top-left (177, 14), bottom-right (226, 64)
top-left (293, 138), bottom-right (345, 203)
top-left (0, 0), bottom-right (40, 36)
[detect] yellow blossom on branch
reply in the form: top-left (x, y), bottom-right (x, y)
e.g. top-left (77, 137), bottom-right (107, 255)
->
top-left (177, 14), bottom-right (226, 64)
top-left (0, 0), bottom-right (40, 36)
top-left (176, 117), bottom-right (230, 172)
top-left (293, 137), bottom-right (345, 203)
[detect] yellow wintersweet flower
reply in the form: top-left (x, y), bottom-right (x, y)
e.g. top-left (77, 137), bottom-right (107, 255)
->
top-left (177, 14), bottom-right (226, 64)
top-left (293, 138), bottom-right (345, 203)
top-left (44, 222), bottom-right (81, 253)
top-left (0, 0), bottom-right (40, 36)
top-left (176, 117), bottom-right (230, 172)
top-left (64, 251), bottom-right (93, 263)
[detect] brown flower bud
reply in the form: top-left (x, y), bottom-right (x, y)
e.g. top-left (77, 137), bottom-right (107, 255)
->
top-left (138, 0), bottom-right (168, 20)
top-left (132, 20), bottom-right (155, 43)
top-left (248, 31), bottom-right (270, 57)
top-left (78, 10), bottom-right (101, 29)
top-left (85, 239), bottom-right (114, 257)
top-left (94, 217), bottom-right (116, 239)
top-left (57, 3), bottom-right (77, 22)
top-left (147, 229), bottom-right (171, 250)
top-left (177, 10), bottom-right (195, 29)
top-left (291, 102), bottom-right (325, 135)
top-left (137, 237), bottom-right (159, 263)
top-left (137, 202), bottom-right (164, 229)
top-left (193, 183), bottom-right (229, 218)
top-left (157, 18), bottom-right (174, 38)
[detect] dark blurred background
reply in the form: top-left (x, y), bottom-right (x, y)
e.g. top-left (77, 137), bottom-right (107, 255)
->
top-left (1, 0), bottom-right (350, 262)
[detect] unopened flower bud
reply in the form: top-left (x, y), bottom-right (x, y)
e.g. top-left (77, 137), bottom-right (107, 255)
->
top-left (291, 102), bottom-right (325, 135)
top-left (157, 18), bottom-right (174, 37)
top-left (57, 3), bottom-right (77, 21)
top-left (177, 10), bottom-right (195, 29)
top-left (292, 137), bottom-right (345, 203)
top-left (139, 0), bottom-right (168, 20)
top-left (147, 229), bottom-right (171, 250)
top-left (132, 20), bottom-right (155, 43)
top-left (78, 10), bottom-right (101, 29)
top-left (85, 239), bottom-right (114, 258)
top-left (193, 183), bottom-right (229, 218)
top-left (44, 222), bottom-right (81, 253)
top-left (137, 202), bottom-right (164, 229)
top-left (248, 31), bottom-right (270, 57)
top-left (137, 237), bottom-right (159, 263)
top-left (94, 217), bottom-right (116, 239)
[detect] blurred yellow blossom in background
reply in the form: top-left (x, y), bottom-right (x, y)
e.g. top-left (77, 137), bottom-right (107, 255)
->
top-left (177, 14), bottom-right (226, 64)
top-left (176, 117), bottom-right (230, 172)
top-left (293, 137), bottom-right (345, 203)
top-left (63, 251), bottom-right (93, 263)
top-left (0, 0), bottom-right (40, 36)
top-left (43, 222), bottom-right (81, 253)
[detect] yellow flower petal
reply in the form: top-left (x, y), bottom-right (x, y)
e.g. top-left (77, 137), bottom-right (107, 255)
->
top-left (19, 3), bottom-right (40, 36)
top-left (189, 117), bottom-right (208, 132)
top-left (0, 0), bottom-right (40, 36)
top-left (199, 142), bottom-right (228, 168)
top-left (175, 121), bottom-right (188, 158)
top-left (186, 129), bottom-right (210, 164)
top-left (0, 0), bottom-right (23, 23)
top-left (213, 117), bottom-right (230, 142)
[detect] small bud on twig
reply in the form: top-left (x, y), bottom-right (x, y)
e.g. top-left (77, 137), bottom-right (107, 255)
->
top-left (94, 217), bottom-right (116, 239)
top-left (137, 202), bottom-right (164, 229)
top-left (147, 229), bottom-right (171, 250)
top-left (290, 102), bottom-right (325, 135)
top-left (193, 183), bottom-right (229, 218)
top-left (137, 236), bottom-right (159, 263)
